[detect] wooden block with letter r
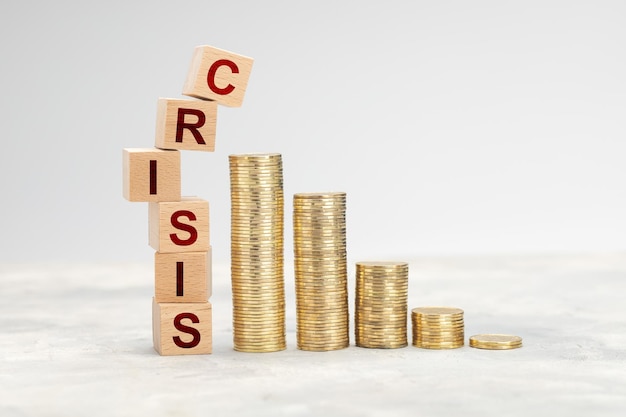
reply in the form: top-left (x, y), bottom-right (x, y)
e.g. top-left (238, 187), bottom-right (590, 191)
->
top-left (155, 98), bottom-right (217, 152)
top-left (182, 45), bottom-right (254, 107)
top-left (154, 248), bottom-right (212, 303)
top-left (152, 299), bottom-right (212, 355)
top-left (122, 148), bottom-right (180, 202)
top-left (149, 197), bottom-right (210, 253)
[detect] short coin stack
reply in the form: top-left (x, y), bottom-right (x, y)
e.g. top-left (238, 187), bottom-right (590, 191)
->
top-left (229, 153), bottom-right (286, 353)
top-left (469, 334), bottom-right (522, 350)
top-left (293, 192), bottom-right (349, 351)
top-left (411, 307), bottom-right (465, 349)
top-left (355, 262), bottom-right (409, 349)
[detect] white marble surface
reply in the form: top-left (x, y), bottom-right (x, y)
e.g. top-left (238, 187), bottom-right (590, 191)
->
top-left (1, 254), bottom-right (625, 416)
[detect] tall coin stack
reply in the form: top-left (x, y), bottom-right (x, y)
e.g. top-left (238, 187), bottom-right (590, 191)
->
top-left (293, 192), bottom-right (349, 351)
top-left (411, 307), bottom-right (465, 349)
top-left (229, 153), bottom-right (286, 352)
top-left (355, 262), bottom-right (409, 349)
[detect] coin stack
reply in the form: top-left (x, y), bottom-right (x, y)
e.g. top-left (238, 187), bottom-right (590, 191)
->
top-left (229, 153), bottom-right (286, 353)
top-left (411, 307), bottom-right (465, 349)
top-left (469, 334), bottom-right (522, 350)
top-left (293, 192), bottom-right (349, 351)
top-left (355, 262), bottom-right (409, 349)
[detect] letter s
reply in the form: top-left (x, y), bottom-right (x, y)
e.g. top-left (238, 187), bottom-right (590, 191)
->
top-left (170, 210), bottom-right (198, 246)
top-left (173, 312), bottom-right (201, 348)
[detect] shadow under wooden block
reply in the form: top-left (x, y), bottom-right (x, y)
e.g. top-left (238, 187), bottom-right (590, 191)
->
top-left (154, 248), bottom-right (212, 303)
top-left (152, 299), bottom-right (212, 355)
top-left (122, 148), bottom-right (180, 202)
top-left (155, 98), bottom-right (217, 152)
top-left (182, 45), bottom-right (254, 107)
top-left (149, 197), bottom-right (210, 253)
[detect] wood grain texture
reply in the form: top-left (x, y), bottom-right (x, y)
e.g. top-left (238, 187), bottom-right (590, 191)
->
top-left (122, 148), bottom-right (180, 202)
top-left (148, 197), bottom-right (210, 253)
top-left (152, 299), bottom-right (212, 356)
top-left (182, 45), bottom-right (254, 107)
top-left (154, 248), bottom-right (212, 303)
top-left (155, 98), bottom-right (217, 152)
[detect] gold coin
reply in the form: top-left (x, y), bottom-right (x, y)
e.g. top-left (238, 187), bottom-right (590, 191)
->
top-left (297, 327), bottom-right (349, 335)
top-left (232, 327), bottom-right (285, 335)
top-left (414, 344), bottom-right (463, 350)
top-left (411, 306), bottom-right (464, 316)
top-left (297, 338), bottom-right (349, 345)
top-left (233, 346), bottom-right (287, 353)
top-left (356, 261), bottom-right (408, 268)
top-left (233, 343), bottom-right (286, 350)
top-left (356, 342), bottom-right (408, 349)
top-left (469, 334), bottom-right (523, 350)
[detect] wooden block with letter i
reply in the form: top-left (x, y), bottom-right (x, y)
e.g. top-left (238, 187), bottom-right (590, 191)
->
top-left (152, 299), bottom-right (212, 355)
top-left (122, 148), bottom-right (180, 202)
top-left (155, 98), bottom-right (217, 152)
top-left (149, 197), bottom-right (210, 253)
top-left (155, 248), bottom-right (212, 303)
top-left (182, 45), bottom-right (254, 107)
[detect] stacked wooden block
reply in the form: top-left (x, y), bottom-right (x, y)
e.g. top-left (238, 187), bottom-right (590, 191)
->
top-left (122, 45), bottom-right (253, 355)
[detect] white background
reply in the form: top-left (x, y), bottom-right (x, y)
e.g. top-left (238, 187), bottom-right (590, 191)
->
top-left (0, 0), bottom-right (625, 263)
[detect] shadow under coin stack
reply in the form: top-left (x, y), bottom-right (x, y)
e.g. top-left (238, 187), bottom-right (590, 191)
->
top-left (229, 154), bottom-right (286, 353)
top-left (411, 307), bottom-right (465, 349)
top-left (355, 262), bottom-right (409, 349)
top-left (293, 192), bottom-right (349, 351)
top-left (122, 45), bottom-right (253, 355)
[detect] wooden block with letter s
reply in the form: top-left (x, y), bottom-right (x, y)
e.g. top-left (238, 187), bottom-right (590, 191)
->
top-left (122, 148), bottom-right (180, 202)
top-left (154, 248), bottom-right (212, 303)
top-left (155, 98), bottom-right (217, 152)
top-left (182, 45), bottom-right (254, 107)
top-left (149, 197), bottom-right (210, 253)
top-left (152, 299), bottom-right (212, 355)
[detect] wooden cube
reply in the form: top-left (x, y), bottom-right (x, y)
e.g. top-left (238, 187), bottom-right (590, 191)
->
top-left (155, 249), bottom-right (212, 303)
top-left (149, 197), bottom-right (209, 253)
top-left (152, 299), bottom-right (212, 355)
top-left (182, 45), bottom-right (254, 107)
top-left (122, 148), bottom-right (180, 202)
top-left (155, 98), bottom-right (217, 152)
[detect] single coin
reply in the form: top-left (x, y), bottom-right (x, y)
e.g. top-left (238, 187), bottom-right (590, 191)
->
top-left (411, 307), bottom-right (464, 316)
top-left (469, 334), bottom-right (523, 350)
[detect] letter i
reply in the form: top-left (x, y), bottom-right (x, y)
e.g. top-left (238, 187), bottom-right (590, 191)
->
top-left (176, 261), bottom-right (184, 296)
top-left (150, 160), bottom-right (157, 195)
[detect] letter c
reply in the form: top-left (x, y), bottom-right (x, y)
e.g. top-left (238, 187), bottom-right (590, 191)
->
top-left (207, 59), bottom-right (238, 95)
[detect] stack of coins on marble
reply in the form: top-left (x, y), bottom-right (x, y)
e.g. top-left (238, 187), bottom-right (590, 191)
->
top-left (411, 307), bottom-right (465, 349)
top-left (229, 153), bottom-right (286, 353)
top-left (293, 192), bottom-right (349, 351)
top-left (355, 261), bottom-right (409, 349)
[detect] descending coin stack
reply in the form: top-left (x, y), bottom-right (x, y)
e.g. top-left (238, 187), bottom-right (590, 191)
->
top-left (355, 262), bottom-right (409, 349)
top-left (293, 192), bottom-right (349, 351)
top-left (411, 307), bottom-right (465, 349)
top-left (469, 334), bottom-right (522, 350)
top-left (123, 45), bottom-right (253, 355)
top-left (229, 153), bottom-right (286, 353)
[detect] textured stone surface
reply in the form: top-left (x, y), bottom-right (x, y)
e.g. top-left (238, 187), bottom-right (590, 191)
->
top-left (1, 254), bottom-right (625, 416)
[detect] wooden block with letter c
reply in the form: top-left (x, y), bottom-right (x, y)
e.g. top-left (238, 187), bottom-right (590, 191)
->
top-left (182, 45), bottom-right (254, 107)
